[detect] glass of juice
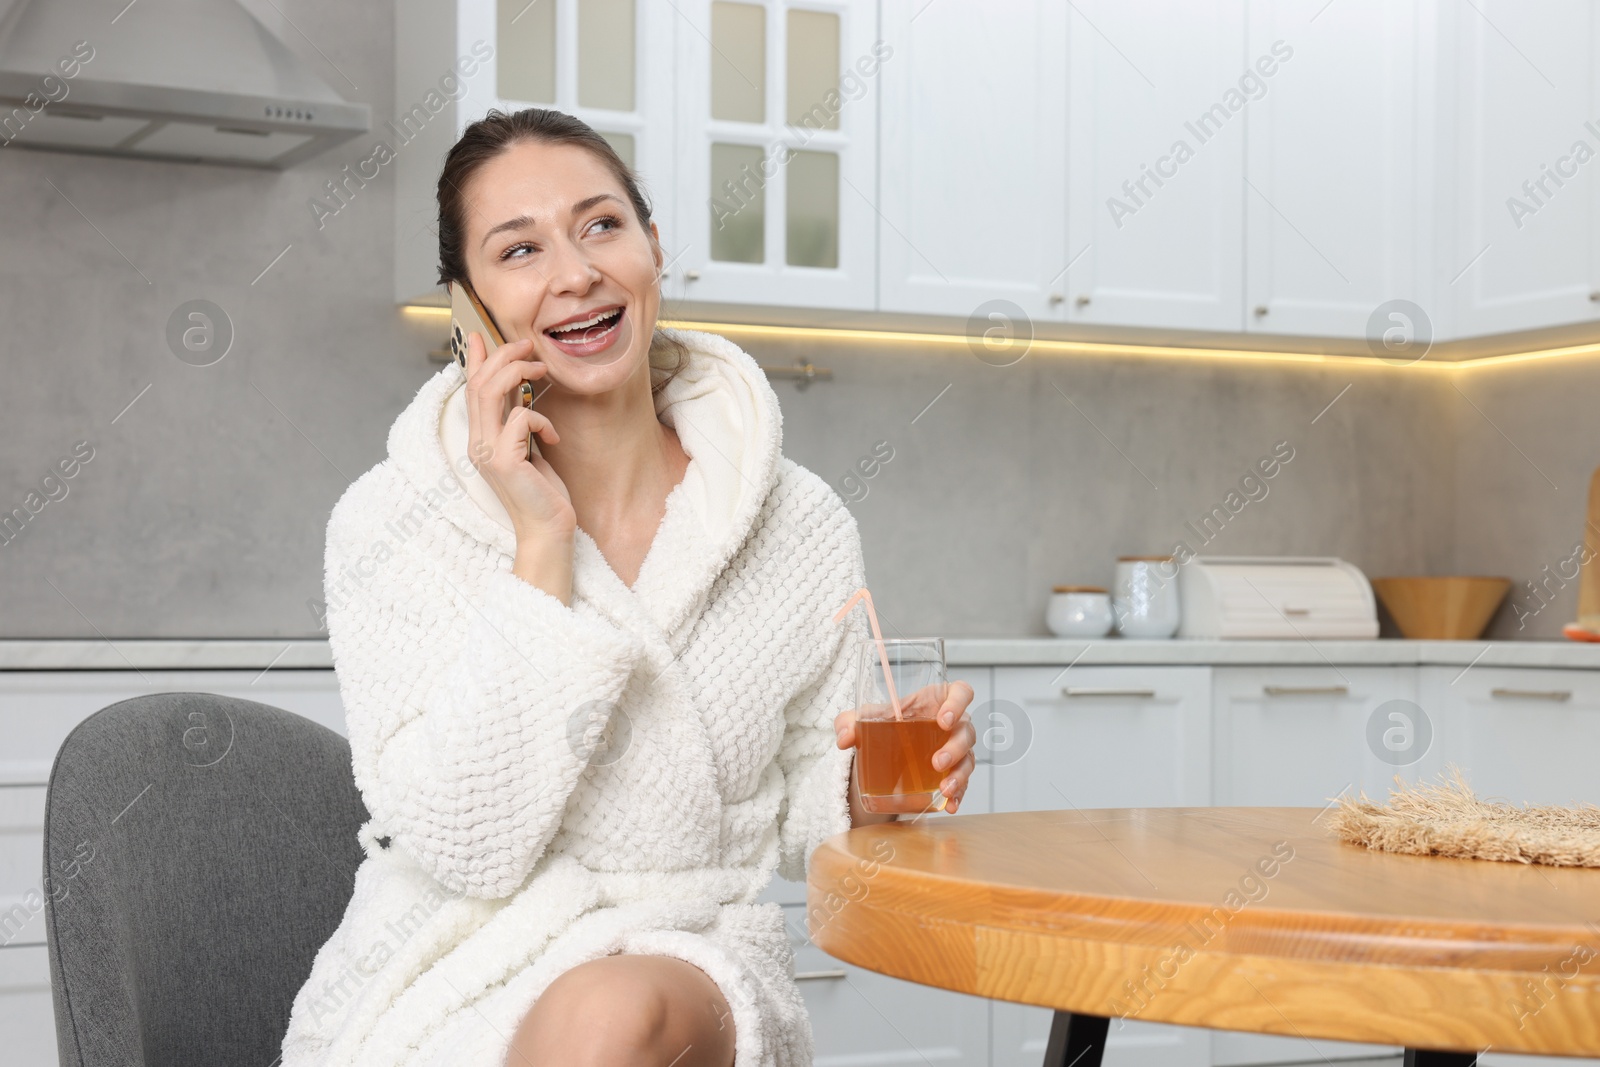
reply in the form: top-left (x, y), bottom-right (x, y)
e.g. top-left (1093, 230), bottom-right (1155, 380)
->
top-left (851, 638), bottom-right (952, 814)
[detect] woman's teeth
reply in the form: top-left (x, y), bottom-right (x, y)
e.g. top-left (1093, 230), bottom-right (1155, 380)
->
top-left (548, 308), bottom-right (621, 337)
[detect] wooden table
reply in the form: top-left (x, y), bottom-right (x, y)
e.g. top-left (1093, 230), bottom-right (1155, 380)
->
top-left (806, 807), bottom-right (1600, 1067)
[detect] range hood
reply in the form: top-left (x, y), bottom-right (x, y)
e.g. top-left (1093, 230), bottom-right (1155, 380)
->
top-left (0, 0), bottom-right (369, 169)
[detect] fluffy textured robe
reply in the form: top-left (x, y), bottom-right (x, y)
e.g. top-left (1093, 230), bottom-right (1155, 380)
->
top-left (279, 328), bottom-right (870, 1067)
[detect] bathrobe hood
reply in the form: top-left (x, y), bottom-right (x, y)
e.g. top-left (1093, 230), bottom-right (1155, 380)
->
top-left (386, 326), bottom-right (783, 641)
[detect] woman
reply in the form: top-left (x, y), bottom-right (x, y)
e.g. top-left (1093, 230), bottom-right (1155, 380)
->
top-left (281, 107), bottom-right (977, 1067)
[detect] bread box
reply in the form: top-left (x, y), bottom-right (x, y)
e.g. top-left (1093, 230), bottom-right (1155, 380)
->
top-left (1177, 556), bottom-right (1379, 639)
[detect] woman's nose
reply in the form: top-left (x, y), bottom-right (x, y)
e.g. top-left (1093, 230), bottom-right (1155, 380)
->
top-left (544, 238), bottom-right (601, 294)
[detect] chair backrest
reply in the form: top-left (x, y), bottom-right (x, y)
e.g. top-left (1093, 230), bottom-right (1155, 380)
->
top-left (43, 692), bottom-right (369, 1067)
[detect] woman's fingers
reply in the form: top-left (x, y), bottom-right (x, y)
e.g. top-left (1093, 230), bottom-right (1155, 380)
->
top-left (936, 679), bottom-right (976, 728)
top-left (833, 707), bottom-right (859, 749)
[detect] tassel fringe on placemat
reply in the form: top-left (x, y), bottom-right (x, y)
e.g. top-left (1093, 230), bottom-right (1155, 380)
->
top-left (1324, 765), bottom-right (1600, 867)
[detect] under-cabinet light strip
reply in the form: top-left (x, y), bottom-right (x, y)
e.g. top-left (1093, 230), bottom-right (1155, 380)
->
top-left (398, 305), bottom-right (1600, 372)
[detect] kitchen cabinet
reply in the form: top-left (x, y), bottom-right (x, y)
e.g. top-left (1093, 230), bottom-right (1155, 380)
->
top-left (1424, 665), bottom-right (1600, 807)
top-left (876, 0), bottom-right (1068, 321)
top-left (1064, 0), bottom-right (1246, 332)
top-left (396, 1), bottom-right (1600, 347)
top-left (780, 665), bottom-right (995, 1067)
top-left (1243, 0), bottom-right (1433, 339)
top-left (1438, 0), bottom-right (1600, 339)
top-left (1212, 665), bottom-right (1432, 808)
top-left (393, 0), bottom-right (678, 306)
top-left (12, 653), bottom-right (1600, 1065)
top-left (669, 0), bottom-right (879, 309)
top-left (1209, 666), bottom-right (1415, 1067)
top-left (989, 666), bottom-right (1211, 1067)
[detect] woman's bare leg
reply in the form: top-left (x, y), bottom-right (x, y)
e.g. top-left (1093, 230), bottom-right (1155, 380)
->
top-left (507, 953), bottom-right (738, 1067)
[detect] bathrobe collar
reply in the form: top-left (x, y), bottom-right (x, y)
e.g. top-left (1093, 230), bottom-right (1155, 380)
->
top-left (385, 326), bottom-right (783, 641)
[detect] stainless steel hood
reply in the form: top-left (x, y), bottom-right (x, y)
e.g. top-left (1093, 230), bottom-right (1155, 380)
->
top-left (0, 0), bottom-right (370, 169)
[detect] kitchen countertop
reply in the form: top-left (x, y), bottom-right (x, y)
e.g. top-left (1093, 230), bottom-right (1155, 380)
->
top-left (1, 638), bottom-right (1598, 670)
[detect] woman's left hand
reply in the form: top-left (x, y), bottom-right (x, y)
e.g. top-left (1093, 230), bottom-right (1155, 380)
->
top-left (929, 680), bottom-right (977, 813)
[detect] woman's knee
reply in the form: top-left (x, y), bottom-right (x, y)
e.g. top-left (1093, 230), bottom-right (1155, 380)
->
top-left (512, 957), bottom-right (667, 1057)
top-left (509, 954), bottom-right (733, 1067)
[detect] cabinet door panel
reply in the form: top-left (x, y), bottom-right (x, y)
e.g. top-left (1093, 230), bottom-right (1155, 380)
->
top-left (672, 0), bottom-right (877, 309)
top-left (787, 901), bottom-right (988, 1067)
top-left (990, 666), bottom-right (1210, 1067)
top-left (0, 945), bottom-right (55, 1066)
top-left (1066, 0), bottom-right (1245, 331)
top-left (1425, 665), bottom-right (1600, 806)
top-left (878, 0), bottom-right (1068, 319)
top-left (0, 670), bottom-right (346, 786)
top-left (1211, 666), bottom-right (1412, 1066)
top-left (1444, 0), bottom-right (1600, 337)
top-left (1245, 0), bottom-right (1427, 337)
top-left (1213, 666), bottom-right (1429, 808)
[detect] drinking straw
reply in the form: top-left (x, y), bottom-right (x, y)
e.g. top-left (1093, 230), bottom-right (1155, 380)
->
top-left (833, 587), bottom-right (904, 721)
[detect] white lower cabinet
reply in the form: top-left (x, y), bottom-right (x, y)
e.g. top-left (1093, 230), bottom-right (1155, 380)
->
top-left (1424, 666), bottom-right (1600, 807)
top-left (1210, 667), bottom-right (1414, 1065)
top-left (786, 667), bottom-right (994, 1066)
top-left (989, 666), bottom-right (1212, 1067)
top-left (1213, 666), bottom-right (1433, 808)
top-left (8, 658), bottom-right (1600, 1067)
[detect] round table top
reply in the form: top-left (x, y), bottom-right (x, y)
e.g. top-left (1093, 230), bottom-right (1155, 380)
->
top-left (806, 807), bottom-right (1600, 1056)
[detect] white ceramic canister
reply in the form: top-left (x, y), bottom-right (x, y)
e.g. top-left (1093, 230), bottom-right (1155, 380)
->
top-left (1045, 585), bottom-right (1114, 638)
top-left (1113, 556), bottom-right (1181, 638)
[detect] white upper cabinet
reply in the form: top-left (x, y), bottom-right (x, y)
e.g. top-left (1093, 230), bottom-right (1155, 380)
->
top-left (1065, 0), bottom-right (1245, 332)
top-left (1243, 0), bottom-right (1433, 338)
top-left (392, 0), bottom-right (676, 305)
top-left (1440, 0), bottom-right (1600, 338)
top-left (395, 1), bottom-right (1600, 347)
top-left (877, 0), bottom-right (1068, 321)
top-left (668, 0), bottom-right (879, 309)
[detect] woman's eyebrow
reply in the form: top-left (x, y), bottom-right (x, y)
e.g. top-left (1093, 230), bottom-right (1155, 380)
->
top-left (479, 193), bottom-right (625, 249)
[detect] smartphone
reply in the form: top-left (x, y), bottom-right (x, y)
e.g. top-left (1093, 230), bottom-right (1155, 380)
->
top-left (448, 279), bottom-right (537, 458)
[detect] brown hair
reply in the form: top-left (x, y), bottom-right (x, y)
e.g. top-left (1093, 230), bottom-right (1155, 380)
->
top-left (435, 107), bottom-right (688, 395)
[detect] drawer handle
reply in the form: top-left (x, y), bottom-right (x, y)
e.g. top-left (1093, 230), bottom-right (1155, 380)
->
top-left (795, 968), bottom-right (848, 981)
top-left (1263, 685), bottom-right (1350, 697)
top-left (1490, 687), bottom-right (1572, 702)
top-left (1282, 607), bottom-right (1311, 616)
top-left (1062, 687), bottom-right (1157, 698)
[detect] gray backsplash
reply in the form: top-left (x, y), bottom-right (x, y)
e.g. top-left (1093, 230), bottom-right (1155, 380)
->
top-left (1, 0), bottom-right (1591, 642)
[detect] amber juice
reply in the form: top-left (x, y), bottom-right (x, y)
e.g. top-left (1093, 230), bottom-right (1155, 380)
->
top-left (856, 716), bottom-right (951, 798)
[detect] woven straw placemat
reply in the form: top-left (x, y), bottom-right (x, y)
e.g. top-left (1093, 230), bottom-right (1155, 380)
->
top-left (1324, 765), bottom-right (1600, 867)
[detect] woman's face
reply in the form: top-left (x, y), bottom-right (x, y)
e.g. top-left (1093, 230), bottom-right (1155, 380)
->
top-left (460, 139), bottom-right (663, 393)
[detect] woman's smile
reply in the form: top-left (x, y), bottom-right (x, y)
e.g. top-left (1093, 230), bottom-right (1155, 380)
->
top-left (542, 304), bottom-right (627, 357)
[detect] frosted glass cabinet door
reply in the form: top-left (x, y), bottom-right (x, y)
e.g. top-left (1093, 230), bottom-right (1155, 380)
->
top-left (672, 0), bottom-right (878, 309)
top-left (1065, 0), bottom-right (1245, 332)
top-left (878, 0), bottom-right (1069, 320)
top-left (987, 666), bottom-right (1211, 1067)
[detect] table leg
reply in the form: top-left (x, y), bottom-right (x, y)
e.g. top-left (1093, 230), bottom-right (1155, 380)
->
top-left (1043, 1010), bottom-right (1110, 1067)
top-left (1404, 1051), bottom-right (1478, 1067)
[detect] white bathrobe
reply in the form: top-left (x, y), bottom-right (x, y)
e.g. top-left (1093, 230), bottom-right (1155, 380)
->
top-left (279, 327), bottom-right (870, 1067)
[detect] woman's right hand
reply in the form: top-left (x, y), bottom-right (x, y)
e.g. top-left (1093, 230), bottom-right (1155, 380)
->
top-left (463, 330), bottom-right (575, 541)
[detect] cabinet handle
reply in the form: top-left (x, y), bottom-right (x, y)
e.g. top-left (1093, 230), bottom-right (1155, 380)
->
top-left (1062, 686), bottom-right (1156, 698)
top-left (1282, 607), bottom-right (1311, 616)
top-left (794, 969), bottom-right (848, 981)
top-left (1490, 687), bottom-right (1572, 702)
top-left (1262, 685), bottom-right (1350, 697)
top-left (1074, 295), bottom-right (1091, 307)
top-left (1254, 305), bottom-right (1269, 317)
top-left (685, 268), bottom-right (701, 281)
top-left (1049, 292), bottom-right (1064, 305)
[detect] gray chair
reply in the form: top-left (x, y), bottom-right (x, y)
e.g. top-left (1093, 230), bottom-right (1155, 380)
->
top-left (43, 692), bottom-right (370, 1066)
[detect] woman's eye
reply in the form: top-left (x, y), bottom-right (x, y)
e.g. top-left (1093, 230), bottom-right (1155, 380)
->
top-left (589, 214), bottom-right (622, 235)
top-left (499, 241), bottom-right (535, 261)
